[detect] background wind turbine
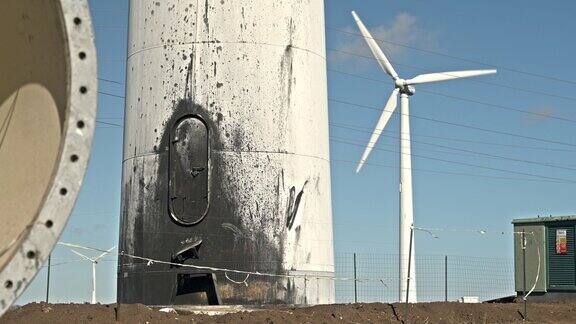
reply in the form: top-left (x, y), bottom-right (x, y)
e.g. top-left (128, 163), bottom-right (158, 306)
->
top-left (351, 11), bottom-right (496, 303)
top-left (58, 243), bottom-right (116, 304)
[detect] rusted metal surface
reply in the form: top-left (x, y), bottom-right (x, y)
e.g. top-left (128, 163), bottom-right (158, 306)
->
top-left (118, 0), bottom-right (334, 305)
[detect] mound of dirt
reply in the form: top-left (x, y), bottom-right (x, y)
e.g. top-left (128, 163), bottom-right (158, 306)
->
top-left (1, 301), bottom-right (575, 323)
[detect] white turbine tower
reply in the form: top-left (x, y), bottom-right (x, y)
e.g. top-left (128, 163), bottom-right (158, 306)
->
top-left (58, 243), bottom-right (116, 304)
top-left (351, 11), bottom-right (496, 302)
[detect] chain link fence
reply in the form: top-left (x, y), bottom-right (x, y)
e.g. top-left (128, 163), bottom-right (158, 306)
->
top-left (19, 251), bottom-right (515, 305)
top-left (335, 253), bottom-right (515, 303)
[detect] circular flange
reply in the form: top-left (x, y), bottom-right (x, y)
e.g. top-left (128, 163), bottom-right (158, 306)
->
top-left (0, 0), bottom-right (97, 315)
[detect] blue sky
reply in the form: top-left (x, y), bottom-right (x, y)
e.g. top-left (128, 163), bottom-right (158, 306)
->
top-left (17, 0), bottom-right (576, 304)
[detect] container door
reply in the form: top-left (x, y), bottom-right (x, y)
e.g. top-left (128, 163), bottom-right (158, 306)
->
top-left (547, 226), bottom-right (576, 290)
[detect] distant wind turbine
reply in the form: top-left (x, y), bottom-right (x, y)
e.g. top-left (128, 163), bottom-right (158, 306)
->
top-left (351, 11), bottom-right (496, 302)
top-left (58, 242), bottom-right (116, 304)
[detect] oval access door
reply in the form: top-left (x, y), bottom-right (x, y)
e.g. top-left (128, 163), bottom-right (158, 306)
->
top-left (169, 115), bottom-right (209, 225)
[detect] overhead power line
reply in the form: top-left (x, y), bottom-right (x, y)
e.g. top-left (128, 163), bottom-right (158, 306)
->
top-left (94, 26), bottom-right (128, 29)
top-left (94, 118), bottom-right (574, 184)
top-left (95, 91), bottom-right (576, 154)
top-left (328, 48), bottom-right (576, 102)
top-left (330, 121), bottom-right (576, 153)
top-left (98, 91), bottom-right (125, 99)
top-left (331, 158), bottom-right (570, 185)
top-left (331, 138), bottom-right (575, 183)
top-left (94, 82), bottom-right (576, 149)
top-left (330, 130), bottom-right (576, 172)
top-left (329, 98), bottom-right (576, 148)
top-left (96, 120), bottom-right (123, 128)
top-left (98, 78), bottom-right (125, 85)
top-left (328, 68), bottom-right (576, 124)
top-left (327, 27), bottom-right (576, 86)
top-left (90, 20), bottom-right (576, 87)
top-left (332, 134), bottom-right (485, 159)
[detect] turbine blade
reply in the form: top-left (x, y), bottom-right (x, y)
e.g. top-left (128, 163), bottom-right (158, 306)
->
top-left (94, 246), bottom-right (116, 262)
top-left (356, 88), bottom-right (399, 173)
top-left (58, 242), bottom-right (110, 253)
top-left (406, 69), bottom-right (497, 85)
top-left (351, 11), bottom-right (399, 80)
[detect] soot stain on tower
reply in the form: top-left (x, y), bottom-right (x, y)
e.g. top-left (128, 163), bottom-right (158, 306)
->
top-left (119, 0), bottom-right (334, 305)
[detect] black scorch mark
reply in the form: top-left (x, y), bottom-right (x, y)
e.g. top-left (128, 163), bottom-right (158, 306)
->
top-left (184, 49), bottom-right (196, 100)
top-left (286, 181), bottom-right (308, 230)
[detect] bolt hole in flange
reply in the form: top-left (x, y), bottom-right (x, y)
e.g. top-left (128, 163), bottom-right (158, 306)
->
top-left (26, 251), bottom-right (36, 259)
top-left (4, 281), bottom-right (13, 289)
top-left (70, 154), bottom-right (79, 162)
top-left (60, 188), bottom-right (68, 196)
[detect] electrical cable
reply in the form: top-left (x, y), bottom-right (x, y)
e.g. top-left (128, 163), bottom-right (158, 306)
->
top-left (90, 118), bottom-right (575, 184)
top-left (328, 68), bottom-right (576, 124)
top-left (93, 89), bottom-right (576, 149)
top-left (96, 120), bottom-right (123, 127)
top-left (331, 138), bottom-right (576, 183)
top-left (331, 158), bottom-right (571, 184)
top-left (330, 121), bottom-right (576, 153)
top-left (329, 98), bottom-right (576, 148)
top-left (98, 91), bottom-right (125, 99)
top-left (326, 27), bottom-right (576, 86)
top-left (328, 48), bottom-right (576, 102)
top-left (330, 131), bottom-right (576, 172)
top-left (98, 78), bottom-right (125, 85)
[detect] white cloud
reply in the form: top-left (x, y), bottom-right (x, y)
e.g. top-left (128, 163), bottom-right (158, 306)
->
top-left (524, 106), bottom-right (556, 124)
top-left (330, 12), bottom-right (437, 68)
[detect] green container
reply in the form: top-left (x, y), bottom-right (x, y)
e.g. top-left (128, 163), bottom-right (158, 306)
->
top-left (513, 215), bottom-right (576, 294)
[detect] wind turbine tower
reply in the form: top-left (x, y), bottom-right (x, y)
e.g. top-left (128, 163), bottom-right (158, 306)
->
top-left (351, 11), bottom-right (496, 302)
top-left (59, 243), bottom-right (116, 304)
top-left (119, 1), bottom-right (334, 305)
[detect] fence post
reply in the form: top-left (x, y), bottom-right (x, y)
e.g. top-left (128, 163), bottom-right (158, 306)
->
top-left (353, 253), bottom-right (358, 303)
top-left (444, 255), bottom-right (448, 302)
top-left (46, 254), bottom-right (51, 303)
top-left (522, 229), bottom-right (527, 320)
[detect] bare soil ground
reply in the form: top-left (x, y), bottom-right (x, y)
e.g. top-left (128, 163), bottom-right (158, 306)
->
top-left (1, 301), bottom-right (575, 323)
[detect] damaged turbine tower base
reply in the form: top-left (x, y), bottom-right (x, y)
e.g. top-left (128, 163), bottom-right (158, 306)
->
top-left (0, 0), bottom-right (97, 316)
top-left (118, 0), bottom-right (335, 305)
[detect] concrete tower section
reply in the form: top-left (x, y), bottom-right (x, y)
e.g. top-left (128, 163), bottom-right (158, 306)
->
top-left (118, 0), bottom-right (334, 305)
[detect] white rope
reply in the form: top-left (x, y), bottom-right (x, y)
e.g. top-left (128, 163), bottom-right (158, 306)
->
top-left (225, 272), bottom-right (250, 286)
top-left (412, 225), bottom-right (521, 235)
top-left (119, 251), bottom-right (394, 284)
top-left (524, 232), bottom-right (541, 299)
top-left (54, 232), bottom-right (541, 295)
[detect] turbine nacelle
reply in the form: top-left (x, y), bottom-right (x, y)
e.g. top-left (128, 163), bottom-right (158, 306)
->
top-left (394, 79), bottom-right (415, 95)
